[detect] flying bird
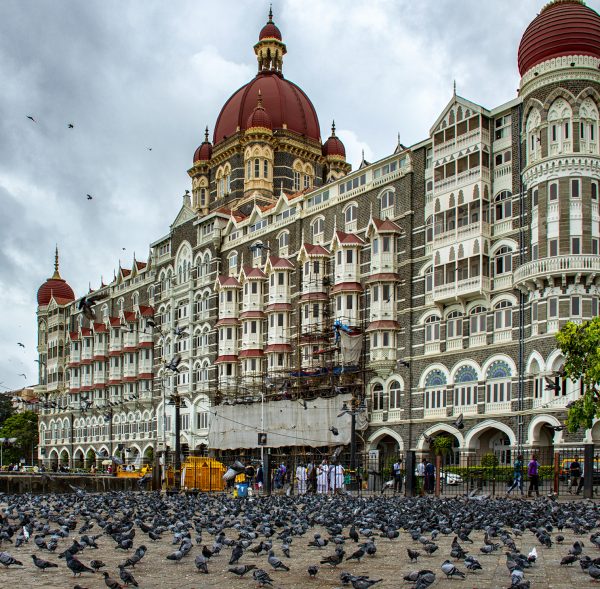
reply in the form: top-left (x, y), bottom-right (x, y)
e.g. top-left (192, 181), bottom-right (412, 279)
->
top-left (18, 373), bottom-right (27, 379)
top-left (329, 426), bottom-right (339, 436)
top-left (544, 375), bottom-right (560, 392)
top-left (87, 194), bottom-right (93, 200)
top-left (165, 354), bottom-right (182, 373)
top-left (453, 413), bottom-right (464, 430)
top-left (26, 115), bottom-right (36, 122)
top-left (17, 342), bottom-right (24, 348)
top-left (68, 123), bottom-right (74, 128)
top-left (147, 147), bottom-right (152, 151)
top-left (78, 294), bottom-right (106, 322)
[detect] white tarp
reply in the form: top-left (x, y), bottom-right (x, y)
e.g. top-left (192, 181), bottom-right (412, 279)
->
top-left (340, 332), bottom-right (362, 365)
top-left (208, 393), bottom-right (353, 450)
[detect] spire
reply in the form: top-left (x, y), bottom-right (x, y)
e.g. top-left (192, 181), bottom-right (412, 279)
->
top-left (268, 4), bottom-right (273, 22)
top-left (52, 245), bottom-right (61, 279)
top-left (453, 79), bottom-right (456, 96)
top-left (331, 120), bottom-right (336, 136)
top-left (204, 126), bottom-right (209, 143)
top-left (257, 89), bottom-right (263, 109)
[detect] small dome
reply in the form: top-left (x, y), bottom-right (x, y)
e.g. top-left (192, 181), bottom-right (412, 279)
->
top-left (322, 121), bottom-right (346, 158)
top-left (37, 247), bottom-right (74, 306)
top-left (193, 127), bottom-right (213, 163)
top-left (259, 8), bottom-right (282, 40)
top-left (246, 91), bottom-right (273, 130)
top-left (518, 0), bottom-right (600, 76)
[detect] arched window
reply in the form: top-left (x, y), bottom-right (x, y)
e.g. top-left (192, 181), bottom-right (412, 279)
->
top-left (344, 204), bottom-right (358, 231)
top-left (580, 97), bottom-right (599, 154)
top-left (494, 300), bottom-right (512, 330)
top-left (446, 311), bottom-right (463, 339)
top-left (388, 380), bottom-right (402, 410)
top-left (494, 191), bottom-right (512, 222)
top-left (494, 246), bottom-right (513, 276)
top-left (278, 231), bottom-right (289, 252)
top-left (372, 383), bottom-right (384, 411)
top-left (548, 98), bottom-right (573, 154)
top-left (453, 365), bottom-right (478, 408)
top-left (424, 369), bottom-right (446, 411)
top-left (424, 315), bottom-right (441, 342)
top-left (424, 266), bottom-right (433, 294)
top-left (485, 360), bottom-right (512, 406)
top-left (526, 108), bottom-right (541, 162)
top-left (469, 306), bottom-right (487, 335)
top-left (228, 251), bottom-right (238, 272)
top-left (425, 216), bottom-right (433, 243)
top-left (311, 217), bottom-right (324, 240)
top-left (380, 190), bottom-right (394, 217)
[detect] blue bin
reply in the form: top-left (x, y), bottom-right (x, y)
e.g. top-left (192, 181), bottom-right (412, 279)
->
top-left (236, 483), bottom-right (249, 498)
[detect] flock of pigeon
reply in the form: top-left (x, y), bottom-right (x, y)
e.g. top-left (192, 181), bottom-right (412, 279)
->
top-left (0, 490), bottom-right (599, 588)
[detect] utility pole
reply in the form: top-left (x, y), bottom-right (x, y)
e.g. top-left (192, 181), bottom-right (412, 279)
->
top-left (174, 394), bottom-right (181, 491)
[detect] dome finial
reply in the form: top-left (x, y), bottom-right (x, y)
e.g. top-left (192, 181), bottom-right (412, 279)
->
top-left (257, 88), bottom-right (263, 108)
top-left (204, 126), bottom-right (209, 142)
top-left (268, 4), bottom-right (273, 23)
top-left (331, 120), bottom-right (336, 136)
top-left (52, 244), bottom-right (61, 279)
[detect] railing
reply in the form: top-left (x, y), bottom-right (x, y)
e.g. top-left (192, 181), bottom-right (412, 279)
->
top-left (424, 342), bottom-right (441, 355)
top-left (369, 348), bottom-right (397, 363)
top-left (423, 406), bottom-right (447, 418)
top-left (493, 274), bottom-right (513, 290)
top-left (484, 400), bottom-right (511, 414)
top-left (446, 338), bottom-right (462, 351)
top-left (494, 162), bottom-right (512, 180)
top-left (469, 333), bottom-right (486, 348)
top-left (492, 219), bottom-right (513, 236)
top-left (514, 255), bottom-right (600, 285)
top-left (371, 253), bottom-right (396, 273)
top-left (433, 276), bottom-right (490, 303)
top-left (434, 221), bottom-right (490, 248)
top-left (493, 329), bottom-right (512, 344)
top-left (453, 404), bottom-right (477, 416)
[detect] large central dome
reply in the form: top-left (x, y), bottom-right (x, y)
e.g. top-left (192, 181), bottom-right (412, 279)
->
top-left (213, 71), bottom-right (321, 145)
top-left (212, 10), bottom-right (321, 146)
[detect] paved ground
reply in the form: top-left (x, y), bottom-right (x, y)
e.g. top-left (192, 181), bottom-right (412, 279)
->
top-left (0, 494), bottom-right (597, 589)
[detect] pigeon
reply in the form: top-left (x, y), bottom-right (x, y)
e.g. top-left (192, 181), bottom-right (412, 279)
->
top-left (194, 554), bottom-right (209, 573)
top-left (268, 550), bottom-right (290, 571)
top-left (589, 564), bottom-right (600, 581)
top-left (407, 548), bottom-right (420, 561)
top-left (17, 342), bottom-right (24, 347)
top-left (166, 549), bottom-right (184, 562)
top-left (229, 543), bottom-right (243, 565)
top-left (31, 554), bottom-right (58, 570)
top-left (346, 546), bottom-right (365, 562)
top-left (102, 572), bottom-right (124, 589)
top-left (453, 413), bottom-right (464, 429)
top-left (118, 564), bottom-right (139, 586)
top-left (253, 568), bottom-right (274, 587)
top-left (78, 294), bottom-right (106, 321)
top-left (165, 354), bottom-right (182, 373)
top-left (560, 554), bottom-right (579, 565)
top-left (330, 426), bottom-right (339, 436)
top-left (90, 559), bottom-right (106, 571)
top-left (87, 194), bottom-right (93, 200)
top-left (441, 560), bottom-right (466, 578)
top-left (68, 123), bottom-right (74, 128)
top-left (65, 552), bottom-right (94, 576)
top-left (351, 578), bottom-right (382, 589)
top-left (308, 564), bottom-right (319, 577)
top-left (320, 548), bottom-right (344, 567)
top-left (228, 564), bottom-right (256, 576)
top-left (26, 115), bottom-right (36, 122)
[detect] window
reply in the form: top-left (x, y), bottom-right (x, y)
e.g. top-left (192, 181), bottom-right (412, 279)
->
top-left (304, 174), bottom-right (311, 189)
top-left (548, 239), bottom-right (558, 257)
top-left (494, 246), bottom-right (513, 275)
top-left (312, 217), bottom-right (324, 239)
top-left (548, 297), bottom-right (558, 319)
top-left (425, 216), bottom-right (433, 243)
top-left (494, 191), bottom-right (512, 221)
top-left (426, 148), bottom-right (432, 169)
top-left (424, 369), bottom-right (447, 410)
top-left (532, 244), bottom-right (539, 260)
top-left (372, 384), bottom-right (384, 411)
top-left (592, 181), bottom-right (598, 201)
top-left (307, 190), bottom-right (329, 208)
top-left (346, 249), bottom-right (354, 264)
top-left (446, 311), bottom-right (463, 339)
top-left (592, 297), bottom-right (598, 317)
top-left (339, 174), bottom-right (366, 195)
top-left (228, 252), bottom-right (238, 270)
top-left (594, 239), bottom-right (600, 256)
top-left (389, 381), bottom-right (402, 410)
top-left (453, 365), bottom-right (478, 406)
top-left (293, 171), bottom-right (301, 191)
top-left (572, 237), bottom-right (581, 255)
top-left (532, 188), bottom-right (538, 207)
top-left (425, 315), bottom-right (441, 342)
top-left (278, 231), bottom-right (289, 250)
top-left (344, 204), bottom-right (357, 228)
top-left (571, 179), bottom-right (580, 198)
top-left (494, 301), bottom-right (512, 330)
top-left (380, 190), bottom-right (394, 216)
top-left (549, 182), bottom-right (559, 201)
top-left (532, 300), bottom-right (538, 322)
top-left (196, 411), bottom-right (208, 430)
top-left (571, 296), bottom-right (581, 316)
top-left (425, 267), bottom-right (433, 293)
top-left (494, 114), bottom-right (511, 140)
top-left (485, 360), bottom-right (512, 405)
top-left (263, 159), bottom-right (268, 179)
top-left (470, 306), bottom-right (486, 334)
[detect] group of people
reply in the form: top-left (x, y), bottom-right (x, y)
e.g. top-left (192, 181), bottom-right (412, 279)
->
top-left (417, 458), bottom-right (436, 494)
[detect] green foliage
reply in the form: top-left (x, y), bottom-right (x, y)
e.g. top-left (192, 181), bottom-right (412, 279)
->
top-left (0, 411), bottom-right (38, 465)
top-left (556, 318), bottom-right (600, 431)
top-left (445, 464), bottom-right (554, 480)
top-left (431, 435), bottom-right (453, 456)
top-left (0, 395), bottom-right (15, 427)
top-left (480, 452), bottom-right (499, 468)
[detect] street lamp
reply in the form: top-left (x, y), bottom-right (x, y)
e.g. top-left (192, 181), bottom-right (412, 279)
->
top-left (338, 399), bottom-right (366, 474)
top-left (0, 438), bottom-right (17, 468)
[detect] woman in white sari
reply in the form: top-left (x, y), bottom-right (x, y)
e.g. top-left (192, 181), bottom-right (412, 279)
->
top-left (296, 463), bottom-right (307, 494)
top-left (329, 463), bottom-right (345, 494)
top-left (317, 460), bottom-right (329, 494)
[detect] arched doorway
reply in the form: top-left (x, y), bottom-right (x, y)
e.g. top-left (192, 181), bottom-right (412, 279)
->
top-left (59, 449), bottom-right (70, 469)
top-left (142, 445), bottom-right (154, 466)
top-left (73, 449), bottom-right (84, 470)
top-left (85, 448), bottom-right (96, 469)
top-left (48, 449), bottom-right (59, 471)
top-left (465, 420), bottom-right (516, 465)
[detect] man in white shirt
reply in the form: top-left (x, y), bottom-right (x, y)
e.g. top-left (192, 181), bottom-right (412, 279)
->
top-left (393, 458), bottom-right (403, 493)
top-left (296, 463), bottom-right (307, 494)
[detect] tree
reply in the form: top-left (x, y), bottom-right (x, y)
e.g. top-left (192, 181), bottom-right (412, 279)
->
top-left (0, 394), bottom-right (15, 428)
top-left (431, 435), bottom-right (454, 458)
top-left (0, 411), bottom-right (38, 464)
top-left (555, 317), bottom-right (600, 431)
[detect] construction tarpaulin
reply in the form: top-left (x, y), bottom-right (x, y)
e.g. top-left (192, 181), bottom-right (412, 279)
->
top-left (208, 393), bottom-right (353, 450)
top-left (340, 332), bottom-right (362, 365)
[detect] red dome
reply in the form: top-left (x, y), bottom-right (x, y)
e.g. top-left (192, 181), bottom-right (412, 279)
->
top-left (518, 0), bottom-right (600, 76)
top-left (259, 22), bottom-right (282, 41)
top-left (323, 122), bottom-right (346, 158)
top-left (213, 71), bottom-right (321, 145)
top-left (246, 98), bottom-right (273, 130)
top-left (37, 277), bottom-right (75, 306)
top-left (193, 127), bottom-right (213, 163)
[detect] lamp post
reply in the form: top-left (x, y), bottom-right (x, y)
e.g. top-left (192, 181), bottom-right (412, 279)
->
top-left (0, 438), bottom-right (17, 468)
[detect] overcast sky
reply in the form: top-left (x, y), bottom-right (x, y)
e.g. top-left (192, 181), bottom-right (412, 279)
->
top-left (1, 0), bottom-right (598, 392)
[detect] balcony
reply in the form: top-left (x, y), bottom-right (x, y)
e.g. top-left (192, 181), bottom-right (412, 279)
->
top-left (493, 329), bottom-right (512, 344)
top-left (423, 406), bottom-right (447, 418)
top-left (433, 221), bottom-right (490, 248)
top-left (424, 342), bottom-right (441, 355)
top-left (334, 264), bottom-right (360, 283)
top-left (369, 348), bottom-right (397, 364)
top-left (219, 301), bottom-right (239, 319)
top-left (469, 333), bottom-right (486, 348)
top-left (446, 338), bottom-right (463, 352)
top-left (453, 404), bottom-right (477, 416)
top-left (514, 255), bottom-right (600, 289)
top-left (485, 401), bottom-right (511, 414)
top-left (433, 276), bottom-right (490, 304)
top-left (370, 411), bottom-right (384, 424)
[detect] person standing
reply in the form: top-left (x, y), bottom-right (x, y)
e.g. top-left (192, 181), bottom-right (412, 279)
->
top-left (329, 462), bottom-right (345, 494)
top-left (569, 457), bottom-right (582, 493)
top-left (256, 463), bottom-right (264, 492)
top-left (424, 459), bottom-right (435, 494)
top-left (506, 454), bottom-right (524, 496)
top-left (417, 458), bottom-right (426, 495)
top-left (527, 454), bottom-right (540, 497)
top-left (296, 462), bottom-right (307, 494)
top-left (393, 458), bottom-right (403, 493)
top-left (307, 461), bottom-right (317, 493)
top-left (317, 460), bottom-right (329, 494)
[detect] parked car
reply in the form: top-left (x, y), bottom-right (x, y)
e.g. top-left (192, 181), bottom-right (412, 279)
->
top-left (559, 458), bottom-right (600, 484)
